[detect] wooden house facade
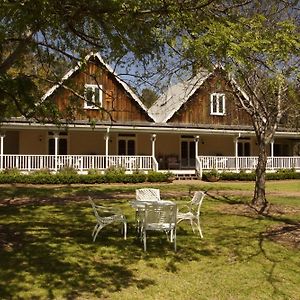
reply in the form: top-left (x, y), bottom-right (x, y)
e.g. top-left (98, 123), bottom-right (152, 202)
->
top-left (0, 53), bottom-right (299, 176)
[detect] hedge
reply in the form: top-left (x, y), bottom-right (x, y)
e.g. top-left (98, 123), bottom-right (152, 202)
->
top-left (202, 169), bottom-right (300, 181)
top-left (0, 169), bottom-right (173, 184)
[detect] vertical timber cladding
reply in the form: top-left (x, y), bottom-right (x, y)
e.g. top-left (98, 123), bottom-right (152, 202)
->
top-left (169, 72), bottom-right (252, 126)
top-left (53, 59), bottom-right (151, 123)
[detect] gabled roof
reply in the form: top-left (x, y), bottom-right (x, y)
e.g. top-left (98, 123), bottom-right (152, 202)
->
top-left (148, 69), bottom-right (214, 123)
top-left (41, 53), bottom-right (155, 121)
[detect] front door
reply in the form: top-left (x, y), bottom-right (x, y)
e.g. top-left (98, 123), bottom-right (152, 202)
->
top-left (48, 132), bottom-right (68, 155)
top-left (181, 138), bottom-right (195, 168)
top-left (238, 140), bottom-right (250, 156)
top-left (118, 136), bottom-right (136, 155)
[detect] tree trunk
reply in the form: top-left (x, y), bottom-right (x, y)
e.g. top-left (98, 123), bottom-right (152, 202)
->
top-left (252, 142), bottom-right (268, 213)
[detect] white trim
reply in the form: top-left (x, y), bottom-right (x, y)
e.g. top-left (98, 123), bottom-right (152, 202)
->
top-left (210, 93), bottom-right (225, 116)
top-left (84, 84), bottom-right (103, 109)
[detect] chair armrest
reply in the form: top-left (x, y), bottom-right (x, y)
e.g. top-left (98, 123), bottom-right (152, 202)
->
top-left (177, 205), bottom-right (190, 213)
top-left (95, 205), bottom-right (123, 215)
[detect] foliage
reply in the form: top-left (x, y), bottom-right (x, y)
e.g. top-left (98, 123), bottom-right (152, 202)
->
top-left (202, 169), bottom-right (220, 181)
top-left (0, 170), bottom-right (171, 184)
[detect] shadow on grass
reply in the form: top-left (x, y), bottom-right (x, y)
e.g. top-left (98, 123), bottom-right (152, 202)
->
top-left (0, 186), bottom-right (299, 299)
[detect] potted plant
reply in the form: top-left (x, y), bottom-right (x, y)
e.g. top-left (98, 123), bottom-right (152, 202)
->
top-left (203, 169), bottom-right (220, 182)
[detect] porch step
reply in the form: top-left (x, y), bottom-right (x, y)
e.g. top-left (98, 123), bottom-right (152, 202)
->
top-left (174, 173), bottom-right (199, 180)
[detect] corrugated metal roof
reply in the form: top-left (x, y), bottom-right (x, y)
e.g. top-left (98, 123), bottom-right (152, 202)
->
top-left (41, 53), bottom-right (155, 121)
top-left (148, 69), bottom-right (213, 122)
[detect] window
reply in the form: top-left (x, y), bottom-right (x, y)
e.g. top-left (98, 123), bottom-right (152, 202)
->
top-left (210, 93), bottom-right (225, 115)
top-left (84, 84), bottom-right (102, 109)
top-left (118, 134), bottom-right (136, 155)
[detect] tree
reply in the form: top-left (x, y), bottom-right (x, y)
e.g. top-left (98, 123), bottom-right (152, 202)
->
top-left (1, 0), bottom-right (233, 120)
top-left (141, 88), bottom-right (158, 108)
top-left (171, 2), bottom-right (300, 211)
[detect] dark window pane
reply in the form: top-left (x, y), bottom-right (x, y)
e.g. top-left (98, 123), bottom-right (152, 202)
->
top-left (118, 140), bottom-right (126, 155)
top-left (59, 139), bottom-right (67, 155)
top-left (244, 143), bottom-right (250, 156)
top-left (127, 140), bottom-right (135, 155)
top-left (49, 138), bottom-right (55, 155)
top-left (181, 141), bottom-right (188, 159)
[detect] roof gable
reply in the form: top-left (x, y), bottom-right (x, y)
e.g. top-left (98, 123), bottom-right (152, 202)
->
top-left (42, 53), bottom-right (155, 122)
top-left (148, 67), bottom-right (247, 123)
top-left (148, 69), bottom-right (212, 123)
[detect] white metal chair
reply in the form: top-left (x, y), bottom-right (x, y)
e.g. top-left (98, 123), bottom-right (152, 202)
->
top-left (89, 197), bottom-right (127, 241)
top-left (142, 202), bottom-right (177, 251)
top-left (134, 188), bottom-right (161, 234)
top-left (136, 188), bottom-right (161, 202)
top-left (177, 191), bottom-right (205, 238)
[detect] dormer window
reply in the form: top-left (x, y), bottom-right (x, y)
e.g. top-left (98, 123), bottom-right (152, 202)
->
top-left (210, 93), bottom-right (225, 116)
top-left (84, 84), bottom-right (102, 109)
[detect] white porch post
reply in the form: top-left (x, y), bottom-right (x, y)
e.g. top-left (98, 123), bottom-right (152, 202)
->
top-left (54, 133), bottom-right (59, 172)
top-left (0, 133), bottom-right (5, 171)
top-left (194, 135), bottom-right (202, 177)
top-left (105, 128), bottom-right (110, 169)
top-left (151, 134), bottom-right (157, 170)
top-left (195, 135), bottom-right (199, 158)
top-left (270, 140), bottom-right (274, 170)
top-left (234, 136), bottom-right (239, 172)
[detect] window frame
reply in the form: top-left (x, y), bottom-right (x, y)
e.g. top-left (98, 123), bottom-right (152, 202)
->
top-left (210, 93), bottom-right (226, 116)
top-left (84, 84), bottom-right (103, 109)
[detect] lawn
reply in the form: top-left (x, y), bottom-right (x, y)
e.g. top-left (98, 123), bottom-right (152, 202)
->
top-left (0, 181), bottom-right (299, 299)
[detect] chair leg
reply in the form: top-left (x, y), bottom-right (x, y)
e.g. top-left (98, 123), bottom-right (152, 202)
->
top-left (143, 230), bottom-right (147, 251)
top-left (123, 221), bottom-right (127, 240)
top-left (197, 221), bottom-right (203, 238)
top-left (174, 229), bottom-right (177, 252)
top-left (93, 224), bottom-right (104, 242)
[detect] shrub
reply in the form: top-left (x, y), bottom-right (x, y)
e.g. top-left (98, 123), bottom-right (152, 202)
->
top-left (147, 171), bottom-right (173, 182)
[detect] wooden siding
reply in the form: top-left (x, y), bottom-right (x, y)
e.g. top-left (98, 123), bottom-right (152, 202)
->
top-left (52, 59), bottom-right (151, 123)
top-left (169, 72), bottom-right (252, 126)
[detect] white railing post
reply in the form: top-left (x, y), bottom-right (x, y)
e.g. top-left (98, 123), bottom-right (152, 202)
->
top-left (54, 133), bottom-right (59, 172)
top-left (234, 136), bottom-right (239, 172)
top-left (270, 140), bottom-right (274, 170)
top-left (0, 133), bottom-right (5, 171)
top-left (105, 128), bottom-right (109, 169)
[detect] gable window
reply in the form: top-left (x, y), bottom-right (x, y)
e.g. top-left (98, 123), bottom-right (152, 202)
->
top-left (210, 93), bottom-right (225, 116)
top-left (84, 84), bottom-right (102, 109)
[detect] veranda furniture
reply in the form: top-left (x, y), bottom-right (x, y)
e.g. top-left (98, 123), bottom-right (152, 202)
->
top-left (136, 188), bottom-right (161, 202)
top-left (141, 202), bottom-right (177, 251)
top-left (134, 188), bottom-right (161, 232)
top-left (89, 197), bottom-right (127, 241)
top-left (177, 191), bottom-right (205, 238)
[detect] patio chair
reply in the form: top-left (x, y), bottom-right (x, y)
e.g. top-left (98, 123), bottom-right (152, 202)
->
top-left (136, 188), bottom-right (161, 202)
top-left (177, 191), bottom-right (205, 238)
top-left (134, 188), bottom-right (161, 233)
top-left (89, 197), bottom-right (127, 241)
top-left (142, 202), bottom-right (177, 251)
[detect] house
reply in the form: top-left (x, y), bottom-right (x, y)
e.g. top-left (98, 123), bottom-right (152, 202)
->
top-left (0, 53), bottom-right (299, 176)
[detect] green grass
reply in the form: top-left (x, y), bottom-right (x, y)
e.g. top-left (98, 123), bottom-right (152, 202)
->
top-left (0, 181), bottom-right (299, 299)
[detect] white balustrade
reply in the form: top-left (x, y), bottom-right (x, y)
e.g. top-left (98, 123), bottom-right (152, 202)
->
top-left (0, 155), bottom-right (153, 172)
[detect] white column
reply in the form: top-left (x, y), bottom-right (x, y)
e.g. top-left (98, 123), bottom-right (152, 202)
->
top-left (151, 134), bottom-right (156, 157)
top-left (270, 140), bottom-right (274, 170)
top-left (54, 133), bottom-right (59, 172)
top-left (151, 134), bottom-right (157, 171)
top-left (195, 135), bottom-right (199, 158)
top-left (105, 127), bottom-right (110, 169)
top-left (234, 136), bottom-right (239, 172)
top-left (0, 133), bottom-right (5, 171)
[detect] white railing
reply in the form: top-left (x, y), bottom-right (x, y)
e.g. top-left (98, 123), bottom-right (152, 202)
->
top-left (0, 155), bottom-right (154, 172)
top-left (198, 156), bottom-right (300, 171)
